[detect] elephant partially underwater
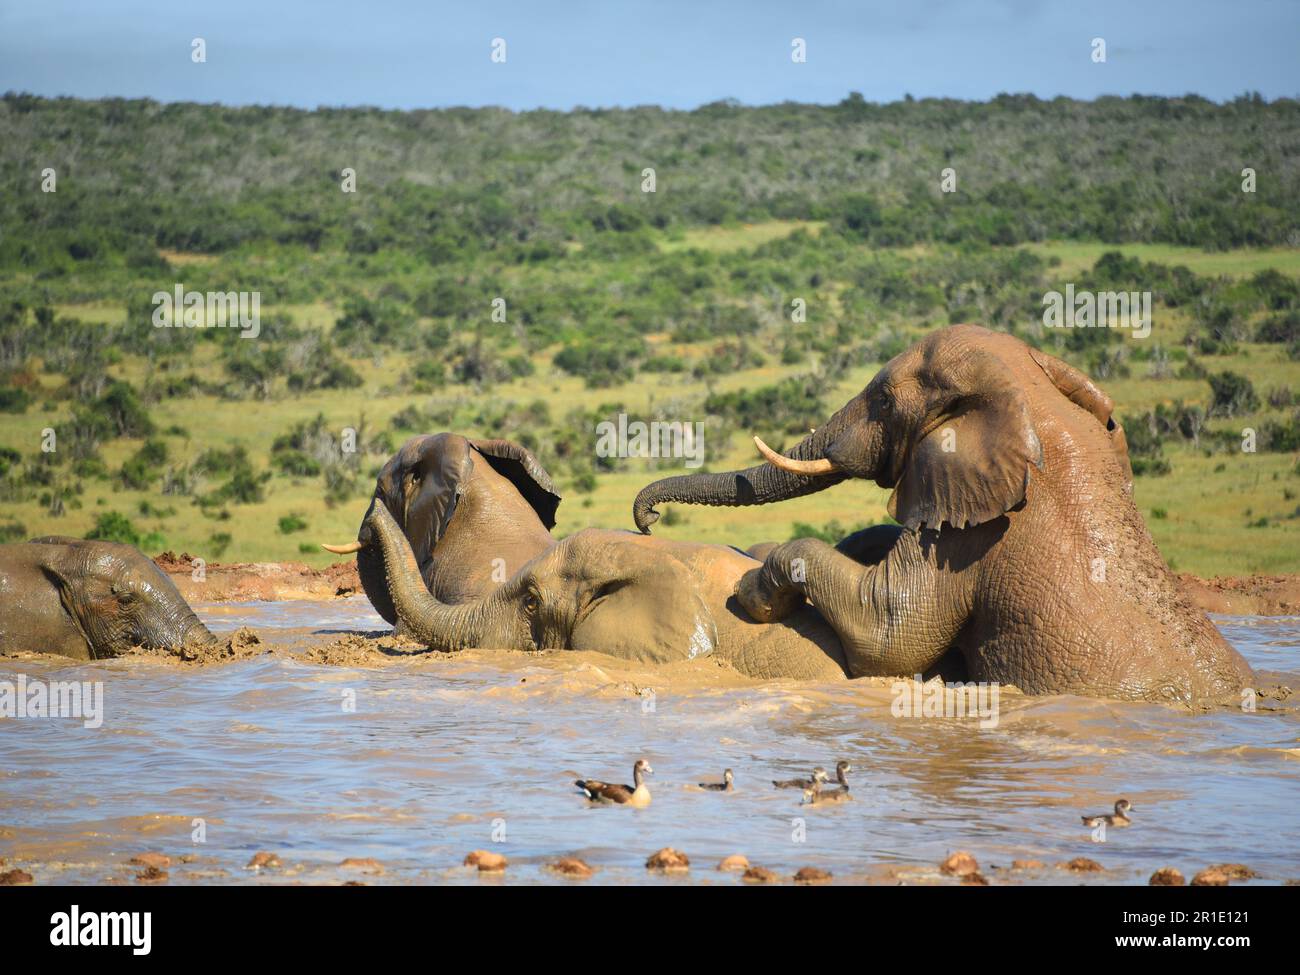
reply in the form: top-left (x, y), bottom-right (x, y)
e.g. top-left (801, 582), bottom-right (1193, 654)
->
top-left (355, 501), bottom-right (851, 680)
top-left (324, 433), bottom-right (560, 622)
top-left (0, 537), bottom-right (216, 659)
top-left (634, 324), bottom-right (1254, 705)
top-left (324, 433), bottom-right (862, 679)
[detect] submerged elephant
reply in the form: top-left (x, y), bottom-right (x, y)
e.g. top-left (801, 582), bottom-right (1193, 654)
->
top-left (352, 500), bottom-right (851, 680)
top-left (323, 433), bottom-right (561, 622)
top-left (634, 324), bottom-right (1254, 705)
top-left (0, 537), bottom-right (216, 659)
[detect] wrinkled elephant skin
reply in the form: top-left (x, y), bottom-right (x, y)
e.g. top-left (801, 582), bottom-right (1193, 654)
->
top-left (634, 324), bottom-right (1254, 705)
top-left (365, 502), bottom-right (849, 681)
top-left (0, 537), bottom-right (216, 659)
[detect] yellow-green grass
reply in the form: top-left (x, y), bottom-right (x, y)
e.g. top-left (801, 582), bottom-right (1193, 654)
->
top-left (4, 250), bottom-right (1299, 575)
top-left (658, 219), bottom-right (825, 253)
top-left (7, 352), bottom-right (1296, 576)
top-left (1134, 447), bottom-right (1300, 576)
top-left (1024, 241), bottom-right (1300, 279)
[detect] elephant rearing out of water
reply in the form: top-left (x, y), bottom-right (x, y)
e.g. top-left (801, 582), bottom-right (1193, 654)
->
top-left (633, 324), bottom-right (1254, 705)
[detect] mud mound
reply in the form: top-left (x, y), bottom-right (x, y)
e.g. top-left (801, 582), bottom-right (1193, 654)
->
top-left (127, 627), bottom-right (269, 665)
top-left (299, 632), bottom-right (431, 666)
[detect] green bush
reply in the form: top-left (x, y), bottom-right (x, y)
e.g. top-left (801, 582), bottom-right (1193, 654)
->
top-left (85, 511), bottom-right (140, 545)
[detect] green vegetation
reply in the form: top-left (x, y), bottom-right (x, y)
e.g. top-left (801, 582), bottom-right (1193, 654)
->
top-left (0, 93), bottom-right (1297, 575)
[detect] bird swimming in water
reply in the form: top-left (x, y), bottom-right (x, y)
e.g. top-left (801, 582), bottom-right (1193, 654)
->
top-left (831, 760), bottom-right (851, 787)
top-left (699, 769), bottom-right (734, 792)
top-left (575, 759), bottom-right (653, 807)
top-left (774, 767), bottom-right (827, 790)
top-left (1082, 799), bottom-right (1132, 828)
top-left (803, 784), bottom-right (852, 805)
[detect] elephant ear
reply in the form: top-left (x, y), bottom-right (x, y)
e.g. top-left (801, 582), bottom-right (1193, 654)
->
top-left (38, 563), bottom-right (96, 657)
top-left (888, 367), bottom-right (1044, 532)
top-left (404, 433), bottom-right (477, 551)
top-left (468, 438), bottom-right (561, 529)
top-left (568, 541), bottom-right (717, 665)
top-left (1028, 346), bottom-right (1134, 489)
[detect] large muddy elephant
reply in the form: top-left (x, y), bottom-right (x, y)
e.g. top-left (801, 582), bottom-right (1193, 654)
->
top-left (323, 434), bottom-right (561, 622)
top-left (633, 324), bottom-right (1254, 705)
top-left (353, 501), bottom-right (850, 680)
top-left (0, 537), bottom-right (216, 659)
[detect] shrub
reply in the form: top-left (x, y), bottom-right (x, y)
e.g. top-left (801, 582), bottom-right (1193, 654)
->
top-left (278, 513), bottom-right (309, 534)
top-left (85, 511), bottom-right (140, 546)
top-left (1208, 371), bottom-right (1260, 418)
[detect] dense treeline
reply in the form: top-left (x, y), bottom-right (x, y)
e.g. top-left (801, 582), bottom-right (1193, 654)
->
top-left (0, 92), bottom-right (1297, 565)
top-left (2, 91), bottom-right (1297, 277)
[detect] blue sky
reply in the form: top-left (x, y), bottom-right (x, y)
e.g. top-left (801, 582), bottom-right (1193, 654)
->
top-left (2, 0), bottom-right (1296, 109)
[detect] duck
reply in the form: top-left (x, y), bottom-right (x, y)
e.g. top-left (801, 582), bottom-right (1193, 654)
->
top-left (773, 767), bottom-right (828, 790)
top-left (699, 768), bottom-right (734, 792)
top-left (831, 760), bottom-right (852, 787)
top-left (1082, 798), bottom-right (1132, 828)
top-left (803, 773), bottom-right (852, 805)
top-left (575, 759), bottom-right (652, 807)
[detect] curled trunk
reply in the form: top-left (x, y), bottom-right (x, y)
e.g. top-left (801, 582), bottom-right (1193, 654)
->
top-left (366, 501), bottom-right (523, 651)
top-left (633, 398), bottom-right (861, 533)
top-left (356, 515), bottom-right (397, 625)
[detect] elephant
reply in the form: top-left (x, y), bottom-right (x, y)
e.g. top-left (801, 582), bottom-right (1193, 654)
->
top-left (322, 433), bottom-right (561, 623)
top-left (632, 324), bottom-right (1254, 705)
top-left (0, 537), bottom-right (216, 659)
top-left (351, 499), bottom-right (852, 681)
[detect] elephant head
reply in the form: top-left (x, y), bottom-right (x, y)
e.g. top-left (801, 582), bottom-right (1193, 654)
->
top-left (28, 537), bottom-right (216, 658)
top-left (364, 502), bottom-right (717, 664)
top-left (323, 433), bottom-right (561, 623)
top-left (635, 324), bottom-right (1128, 533)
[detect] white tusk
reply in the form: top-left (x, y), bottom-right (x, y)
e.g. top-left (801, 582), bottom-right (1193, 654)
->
top-left (321, 541), bottom-right (364, 554)
top-left (753, 436), bottom-right (838, 476)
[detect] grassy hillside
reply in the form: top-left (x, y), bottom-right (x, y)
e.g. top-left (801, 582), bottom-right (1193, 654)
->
top-left (1, 95), bottom-right (1298, 576)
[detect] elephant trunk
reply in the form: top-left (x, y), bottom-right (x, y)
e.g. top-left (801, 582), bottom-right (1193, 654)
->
top-left (366, 501), bottom-right (523, 651)
top-left (353, 496), bottom-right (398, 625)
top-left (141, 603), bottom-right (216, 651)
top-left (633, 397), bottom-right (862, 533)
top-left (181, 617), bottom-right (218, 647)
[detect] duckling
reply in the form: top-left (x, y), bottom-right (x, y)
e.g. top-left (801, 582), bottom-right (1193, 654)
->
top-left (774, 767), bottom-right (828, 790)
top-left (1081, 798), bottom-right (1133, 828)
top-left (699, 768), bottom-right (734, 792)
top-left (575, 759), bottom-right (652, 807)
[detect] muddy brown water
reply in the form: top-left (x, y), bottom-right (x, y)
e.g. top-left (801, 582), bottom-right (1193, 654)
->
top-left (1, 597), bottom-right (1297, 885)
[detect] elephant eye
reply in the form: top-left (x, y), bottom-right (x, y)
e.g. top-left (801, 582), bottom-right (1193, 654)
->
top-left (524, 590), bottom-right (540, 614)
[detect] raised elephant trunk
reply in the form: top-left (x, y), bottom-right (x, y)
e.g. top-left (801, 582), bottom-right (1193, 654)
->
top-left (365, 502), bottom-right (524, 651)
top-left (633, 398), bottom-right (862, 533)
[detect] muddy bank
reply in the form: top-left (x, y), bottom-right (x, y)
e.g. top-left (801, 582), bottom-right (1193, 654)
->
top-left (1177, 573), bottom-right (1300, 616)
top-left (155, 553), bottom-right (1300, 616)
top-left (155, 552), bottom-right (360, 602)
